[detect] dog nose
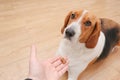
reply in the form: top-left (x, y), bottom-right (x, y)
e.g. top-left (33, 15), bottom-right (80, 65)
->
top-left (65, 28), bottom-right (75, 37)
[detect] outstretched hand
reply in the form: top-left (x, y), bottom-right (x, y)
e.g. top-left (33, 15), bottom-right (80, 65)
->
top-left (28, 45), bottom-right (69, 80)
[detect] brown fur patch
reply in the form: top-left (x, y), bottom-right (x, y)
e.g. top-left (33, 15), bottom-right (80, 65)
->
top-left (61, 11), bottom-right (72, 34)
top-left (79, 12), bottom-right (101, 48)
top-left (79, 13), bottom-right (98, 43)
top-left (101, 18), bottom-right (120, 30)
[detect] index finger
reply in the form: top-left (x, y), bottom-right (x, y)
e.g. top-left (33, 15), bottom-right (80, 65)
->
top-left (48, 56), bottom-right (61, 63)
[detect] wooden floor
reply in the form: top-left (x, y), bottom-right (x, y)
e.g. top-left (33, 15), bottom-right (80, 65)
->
top-left (0, 0), bottom-right (120, 80)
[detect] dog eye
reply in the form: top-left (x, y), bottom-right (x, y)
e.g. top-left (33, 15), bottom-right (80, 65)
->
top-left (71, 13), bottom-right (75, 19)
top-left (84, 21), bottom-right (91, 26)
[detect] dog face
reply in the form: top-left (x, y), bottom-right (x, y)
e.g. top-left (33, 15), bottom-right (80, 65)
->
top-left (61, 10), bottom-right (101, 48)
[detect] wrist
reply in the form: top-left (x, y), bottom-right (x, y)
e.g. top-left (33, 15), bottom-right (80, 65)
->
top-left (27, 75), bottom-right (40, 80)
top-left (28, 74), bottom-right (46, 80)
top-left (25, 78), bottom-right (32, 80)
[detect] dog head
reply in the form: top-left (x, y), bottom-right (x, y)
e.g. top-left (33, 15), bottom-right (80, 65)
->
top-left (61, 10), bottom-right (101, 48)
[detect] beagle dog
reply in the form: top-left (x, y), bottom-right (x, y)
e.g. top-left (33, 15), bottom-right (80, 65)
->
top-left (56, 10), bottom-right (120, 80)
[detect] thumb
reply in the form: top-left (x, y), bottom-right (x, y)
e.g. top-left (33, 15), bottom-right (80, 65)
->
top-left (29, 45), bottom-right (39, 74)
top-left (30, 45), bottom-right (37, 61)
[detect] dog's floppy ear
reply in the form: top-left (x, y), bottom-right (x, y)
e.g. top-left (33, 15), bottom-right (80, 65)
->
top-left (61, 11), bottom-right (72, 34)
top-left (85, 19), bottom-right (101, 48)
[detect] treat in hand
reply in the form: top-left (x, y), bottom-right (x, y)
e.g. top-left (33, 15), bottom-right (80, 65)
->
top-left (61, 57), bottom-right (66, 64)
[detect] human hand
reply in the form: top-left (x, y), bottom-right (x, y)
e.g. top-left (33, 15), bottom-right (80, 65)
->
top-left (28, 45), bottom-right (69, 80)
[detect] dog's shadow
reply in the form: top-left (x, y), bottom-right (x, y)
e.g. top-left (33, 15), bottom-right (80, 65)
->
top-left (60, 46), bottom-right (120, 80)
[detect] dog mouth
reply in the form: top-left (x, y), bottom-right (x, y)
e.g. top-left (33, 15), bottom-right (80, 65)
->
top-left (64, 36), bottom-right (72, 40)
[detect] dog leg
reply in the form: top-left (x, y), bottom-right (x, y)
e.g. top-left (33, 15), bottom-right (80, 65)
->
top-left (68, 72), bottom-right (79, 80)
top-left (67, 64), bottom-right (88, 80)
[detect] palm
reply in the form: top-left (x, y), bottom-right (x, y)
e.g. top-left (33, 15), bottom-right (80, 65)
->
top-left (28, 45), bottom-right (68, 80)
